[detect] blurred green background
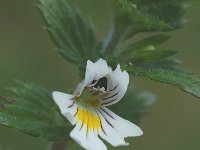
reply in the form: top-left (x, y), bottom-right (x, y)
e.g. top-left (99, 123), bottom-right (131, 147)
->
top-left (0, 0), bottom-right (200, 150)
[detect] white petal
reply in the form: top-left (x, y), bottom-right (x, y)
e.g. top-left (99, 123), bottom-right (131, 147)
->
top-left (85, 59), bottom-right (110, 86)
top-left (100, 106), bottom-right (143, 137)
top-left (97, 110), bottom-right (129, 147)
top-left (52, 91), bottom-right (77, 125)
top-left (70, 110), bottom-right (107, 150)
top-left (73, 80), bottom-right (85, 96)
top-left (70, 122), bottom-right (89, 149)
top-left (73, 59), bottom-right (110, 97)
top-left (101, 64), bottom-right (129, 106)
top-left (87, 130), bottom-right (107, 150)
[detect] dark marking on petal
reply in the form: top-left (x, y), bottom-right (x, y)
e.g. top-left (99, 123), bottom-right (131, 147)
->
top-left (109, 85), bottom-right (118, 92)
top-left (101, 98), bottom-right (118, 106)
top-left (68, 101), bottom-right (75, 108)
top-left (101, 107), bottom-right (114, 119)
top-left (89, 109), bottom-right (95, 133)
top-left (96, 110), bottom-right (106, 135)
top-left (79, 108), bottom-right (85, 130)
top-left (101, 92), bottom-right (119, 100)
top-left (91, 80), bottom-right (97, 85)
top-left (86, 110), bottom-right (89, 138)
top-left (74, 108), bottom-right (78, 117)
top-left (94, 77), bottom-right (108, 91)
top-left (98, 109), bottom-right (114, 128)
top-left (101, 121), bottom-right (106, 135)
top-left (70, 96), bottom-right (76, 100)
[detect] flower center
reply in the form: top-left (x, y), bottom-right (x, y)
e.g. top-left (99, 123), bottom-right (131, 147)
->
top-left (75, 88), bottom-right (101, 108)
top-left (93, 77), bottom-right (108, 91)
top-left (75, 77), bottom-right (109, 108)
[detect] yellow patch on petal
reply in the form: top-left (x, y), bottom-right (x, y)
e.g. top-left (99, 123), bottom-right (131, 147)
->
top-left (76, 107), bottom-right (101, 131)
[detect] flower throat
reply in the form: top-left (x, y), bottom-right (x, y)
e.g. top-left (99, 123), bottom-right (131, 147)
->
top-left (75, 77), bottom-right (108, 108)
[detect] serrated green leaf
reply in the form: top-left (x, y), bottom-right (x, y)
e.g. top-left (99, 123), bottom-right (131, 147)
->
top-left (0, 82), bottom-right (70, 141)
top-left (132, 0), bottom-right (187, 29)
top-left (103, 0), bottom-right (174, 53)
top-left (112, 0), bottom-right (173, 31)
top-left (131, 11), bottom-right (174, 31)
top-left (109, 86), bottom-right (156, 123)
top-left (105, 0), bottom-right (189, 45)
top-left (125, 64), bottom-right (200, 98)
top-left (126, 34), bottom-right (171, 50)
top-left (38, 0), bottom-right (98, 64)
top-left (105, 33), bottom-right (177, 65)
top-left (99, 54), bottom-right (200, 99)
top-left (121, 48), bottom-right (177, 64)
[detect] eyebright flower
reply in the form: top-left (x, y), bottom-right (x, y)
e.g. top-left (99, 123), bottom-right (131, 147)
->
top-left (52, 58), bottom-right (143, 150)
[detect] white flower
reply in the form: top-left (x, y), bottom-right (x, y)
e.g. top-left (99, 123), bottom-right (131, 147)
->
top-left (52, 58), bottom-right (143, 150)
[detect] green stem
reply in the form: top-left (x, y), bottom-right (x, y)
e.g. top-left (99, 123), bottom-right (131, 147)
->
top-left (102, 26), bottom-right (131, 54)
top-left (102, 27), bottom-right (123, 53)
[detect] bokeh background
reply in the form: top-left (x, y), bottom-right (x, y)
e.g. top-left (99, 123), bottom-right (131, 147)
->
top-left (0, 0), bottom-right (200, 150)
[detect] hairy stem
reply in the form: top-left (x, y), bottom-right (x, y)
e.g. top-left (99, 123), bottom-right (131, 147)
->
top-left (102, 27), bottom-right (123, 53)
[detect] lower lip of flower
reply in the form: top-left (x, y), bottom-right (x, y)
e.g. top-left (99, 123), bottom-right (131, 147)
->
top-left (76, 107), bottom-right (101, 131)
